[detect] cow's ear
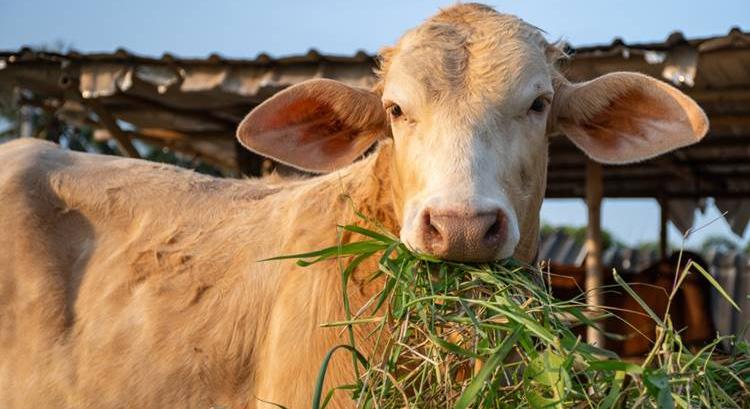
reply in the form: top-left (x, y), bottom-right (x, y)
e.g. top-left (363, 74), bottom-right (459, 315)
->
top-left (551, 72), bottom-right (708, 164)
top-left (237, 79), bottom-right (389, 173)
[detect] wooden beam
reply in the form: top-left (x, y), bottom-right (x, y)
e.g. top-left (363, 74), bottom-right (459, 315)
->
top-left (547, 172), bottom-right (750, 188)
top-left (706, 114), bottom-right (750, 130)
top-left (126, 130), bottom-right (237, 173)
top-left (585, 159), bottom-right (605, 347)
top-left (115, 94), bottom-right (237, 128)
top-left (84, 100), bottom-right (140, 158)
top-left (545, 189), bottom-right (750, 200)
top-left (651, 157), bottom-right (696, 184)
top-left (659, 198), bottom-right (669, 259)
top-left (551, 134), bottom-right (750, 155)
top-left (549, 157), bottom-right (750, 171)
top-left (687, 87), bottom-right (750, 103)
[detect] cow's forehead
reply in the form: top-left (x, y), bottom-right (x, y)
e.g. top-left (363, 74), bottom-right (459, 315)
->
top-left (391, 39), bottom-right (550, 100)
top-left (379, 5), bottom-right (554, 103)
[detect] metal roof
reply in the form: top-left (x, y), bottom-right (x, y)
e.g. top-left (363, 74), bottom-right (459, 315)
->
top-left (1, 29), bottom-right (750, 234)
top-left (537, 229), bottom-right (661, 274)
top-left (539, 228), bottom-right (750, 343)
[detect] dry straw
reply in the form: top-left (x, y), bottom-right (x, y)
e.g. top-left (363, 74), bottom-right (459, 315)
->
top-left (268, 212), bottom-right (750, 409)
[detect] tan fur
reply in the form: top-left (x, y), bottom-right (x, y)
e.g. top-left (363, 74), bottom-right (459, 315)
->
top-left (0, 138), bottom-right (397, 408)
top-left (0, 3), bottom-right (707, 408)
top-left (377, 3), bottom-right (553, 99)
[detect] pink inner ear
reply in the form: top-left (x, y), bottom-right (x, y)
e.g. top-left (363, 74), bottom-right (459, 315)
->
top-left (559, 74), bottom-right (707, 165)
top-left (583, 89), bottom-right (674, 139)
top-left (580, 89), bottom-right (676, 153)
top-left (238, 83), bottom-right (386, 173)
top-left (262, 97), bottom-right (358, 155)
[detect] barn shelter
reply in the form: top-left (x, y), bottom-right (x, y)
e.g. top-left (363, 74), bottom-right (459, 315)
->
top-left (2, 29), bottom-right (750, 345)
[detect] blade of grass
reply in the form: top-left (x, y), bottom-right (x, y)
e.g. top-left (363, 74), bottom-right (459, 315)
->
top-left (454, 327), bottom-right (521, 409)
top-left (312, 345), bottom-right (369, 409)
top-left (690, 261), bottom-right (741, 312)
top-left (599, 370), bottom-right (625, 409)
top-left (259, 241), bottom-right (387, 265)
top-left (612, 270), bottom-right (664, 327)
top-left (339, 224), bottom-right (396, 244)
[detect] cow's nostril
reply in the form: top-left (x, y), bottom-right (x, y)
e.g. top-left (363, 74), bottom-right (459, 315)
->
top-left (485, 220), bottom-right (500, 240)
top-left (417, 208), bottom-right (508, 262)
top-left (482, 213), bottom-right (505, 247)
top-left (423, 211), bottom-right (442, 242)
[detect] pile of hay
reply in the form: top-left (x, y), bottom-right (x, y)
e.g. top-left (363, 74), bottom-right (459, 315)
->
top-left (275, 221), bottom-right (750, 408)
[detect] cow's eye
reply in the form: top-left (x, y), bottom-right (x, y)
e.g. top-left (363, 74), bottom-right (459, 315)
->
top-left (388, 104), bottom-right (403, 119)
top-left (528, 97), bottom-right (547, 114)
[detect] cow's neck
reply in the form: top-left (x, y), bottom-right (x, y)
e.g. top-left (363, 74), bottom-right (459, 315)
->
top-left (339, 140), bottom-right (400, 236)
top-left (229, 141), bottom-right (400, 404)
top-left (233, 140), bottom-right (544, 406)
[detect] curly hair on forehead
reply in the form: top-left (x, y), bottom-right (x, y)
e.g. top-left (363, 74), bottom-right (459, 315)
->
top-left (374, 3), bottom-right (567, 94)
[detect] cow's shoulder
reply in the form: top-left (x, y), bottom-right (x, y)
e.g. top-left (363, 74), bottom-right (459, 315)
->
top-left (0, 137), bottom-right (63, 175)
top-left (0, 138), bottom-right (72, 198)
top-left (0, 138), bottom-right (284, 209)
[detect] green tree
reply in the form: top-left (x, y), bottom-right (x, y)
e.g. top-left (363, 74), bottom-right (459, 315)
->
top-left (0, 88), bottom-right (20, 141)
top-left (701, 235), bottom-right (738, 252)
top-left (636, 241), bottom-right (660, 252)
top-left (540, 222), bottom-right (622, 250)
top-left (0, 45), bottom-right (222, 176)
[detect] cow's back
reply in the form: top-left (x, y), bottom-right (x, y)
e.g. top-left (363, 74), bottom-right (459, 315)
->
top-left (0, 139), bottom-right (285, 408)
top-left (0, 138), bottom-right (390, 409)
top-left (0, 138), bottom-right (89, 407)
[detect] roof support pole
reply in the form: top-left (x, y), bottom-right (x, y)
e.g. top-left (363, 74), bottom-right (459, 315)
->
top-left (585, 159), bottom-right (605, 347)
top-left (85, 100), bottom-right (140, 158)
top-left (19, 105), bottom-right (35, 138)
top-left (659, 198), bottom-right (669, 260)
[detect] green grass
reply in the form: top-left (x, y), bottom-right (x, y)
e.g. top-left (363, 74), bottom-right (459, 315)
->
top-left (270, 216), bottom-right (750, 408)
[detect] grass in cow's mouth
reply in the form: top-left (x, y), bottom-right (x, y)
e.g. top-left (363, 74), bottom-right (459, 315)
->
top-left (269, 215), bottom-right (750, 408)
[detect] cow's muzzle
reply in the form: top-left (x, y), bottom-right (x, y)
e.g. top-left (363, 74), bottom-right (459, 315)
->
top-left (416, 207), bottom-right (507, 262)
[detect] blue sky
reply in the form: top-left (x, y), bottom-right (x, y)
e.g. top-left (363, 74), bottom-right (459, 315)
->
top-left (1, 0), bottom-right (749, 248)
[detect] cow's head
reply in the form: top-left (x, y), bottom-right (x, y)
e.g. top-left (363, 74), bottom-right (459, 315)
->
top-left (237, 4), bottom-right (708, 262)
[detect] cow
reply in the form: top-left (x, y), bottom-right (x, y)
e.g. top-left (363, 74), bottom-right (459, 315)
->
top-left (547, 251), bottom-right (717, 357)
top-left (614, 251), bottom-right (717, 356)
top-left (0, 3), bottom-right (708, 408)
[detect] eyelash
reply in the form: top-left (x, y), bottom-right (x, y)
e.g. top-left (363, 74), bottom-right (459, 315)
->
top-left (528, 96), bottom-right (549, 114)
top-left (387, 99), bottom-right (546, 120)
top-left (388, 104), bottom-right (403, 119)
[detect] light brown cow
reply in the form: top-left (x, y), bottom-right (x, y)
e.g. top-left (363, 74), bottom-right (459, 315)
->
top-left (0, 3), bottom-right (707, 409)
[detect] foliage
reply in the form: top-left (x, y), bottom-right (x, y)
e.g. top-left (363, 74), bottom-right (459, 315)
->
top-left (1, 42), bottom-right (68, 141)
top-left (541, 222), bottom-right (623, 250)
top-left (701, 235), bottom-right (739, 253)
top-left (636, 241), bottom-right (660, 252)
top-left (0, 88), bottom-right (20, 141)
top-left (0, 86), bottom-right (222, 176)
top-left (273, 217), bottom-right (750, 408)
top-left (2, 42), bottom-right (223, 175)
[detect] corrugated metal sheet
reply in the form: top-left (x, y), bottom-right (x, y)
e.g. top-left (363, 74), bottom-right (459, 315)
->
top-left (1, 29), bottom-right (750, 233)
top-left (540, 229), bottom-right (750, 342)
top-left (538, 229), bottom-right (660, 274)
top-left (703, 250), bottom-right (750, 345)
top-left (2, 29), bottom-right (748, 138)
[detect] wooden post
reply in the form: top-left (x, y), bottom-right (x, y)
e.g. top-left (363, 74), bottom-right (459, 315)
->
top-left (19, 105), bottom-right (35, 138)
top-left (585, 159), bottom-right (604, 347)
top-left (659, 198), bottom-right (669, 260)
top-left (85, 100), bottom-right (140, 158)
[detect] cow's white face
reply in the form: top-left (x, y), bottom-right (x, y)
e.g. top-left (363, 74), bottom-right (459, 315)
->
top-left (236, 4), bottom-right (708, 263)
top-left (380, 14), bottom-right (554, 261)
